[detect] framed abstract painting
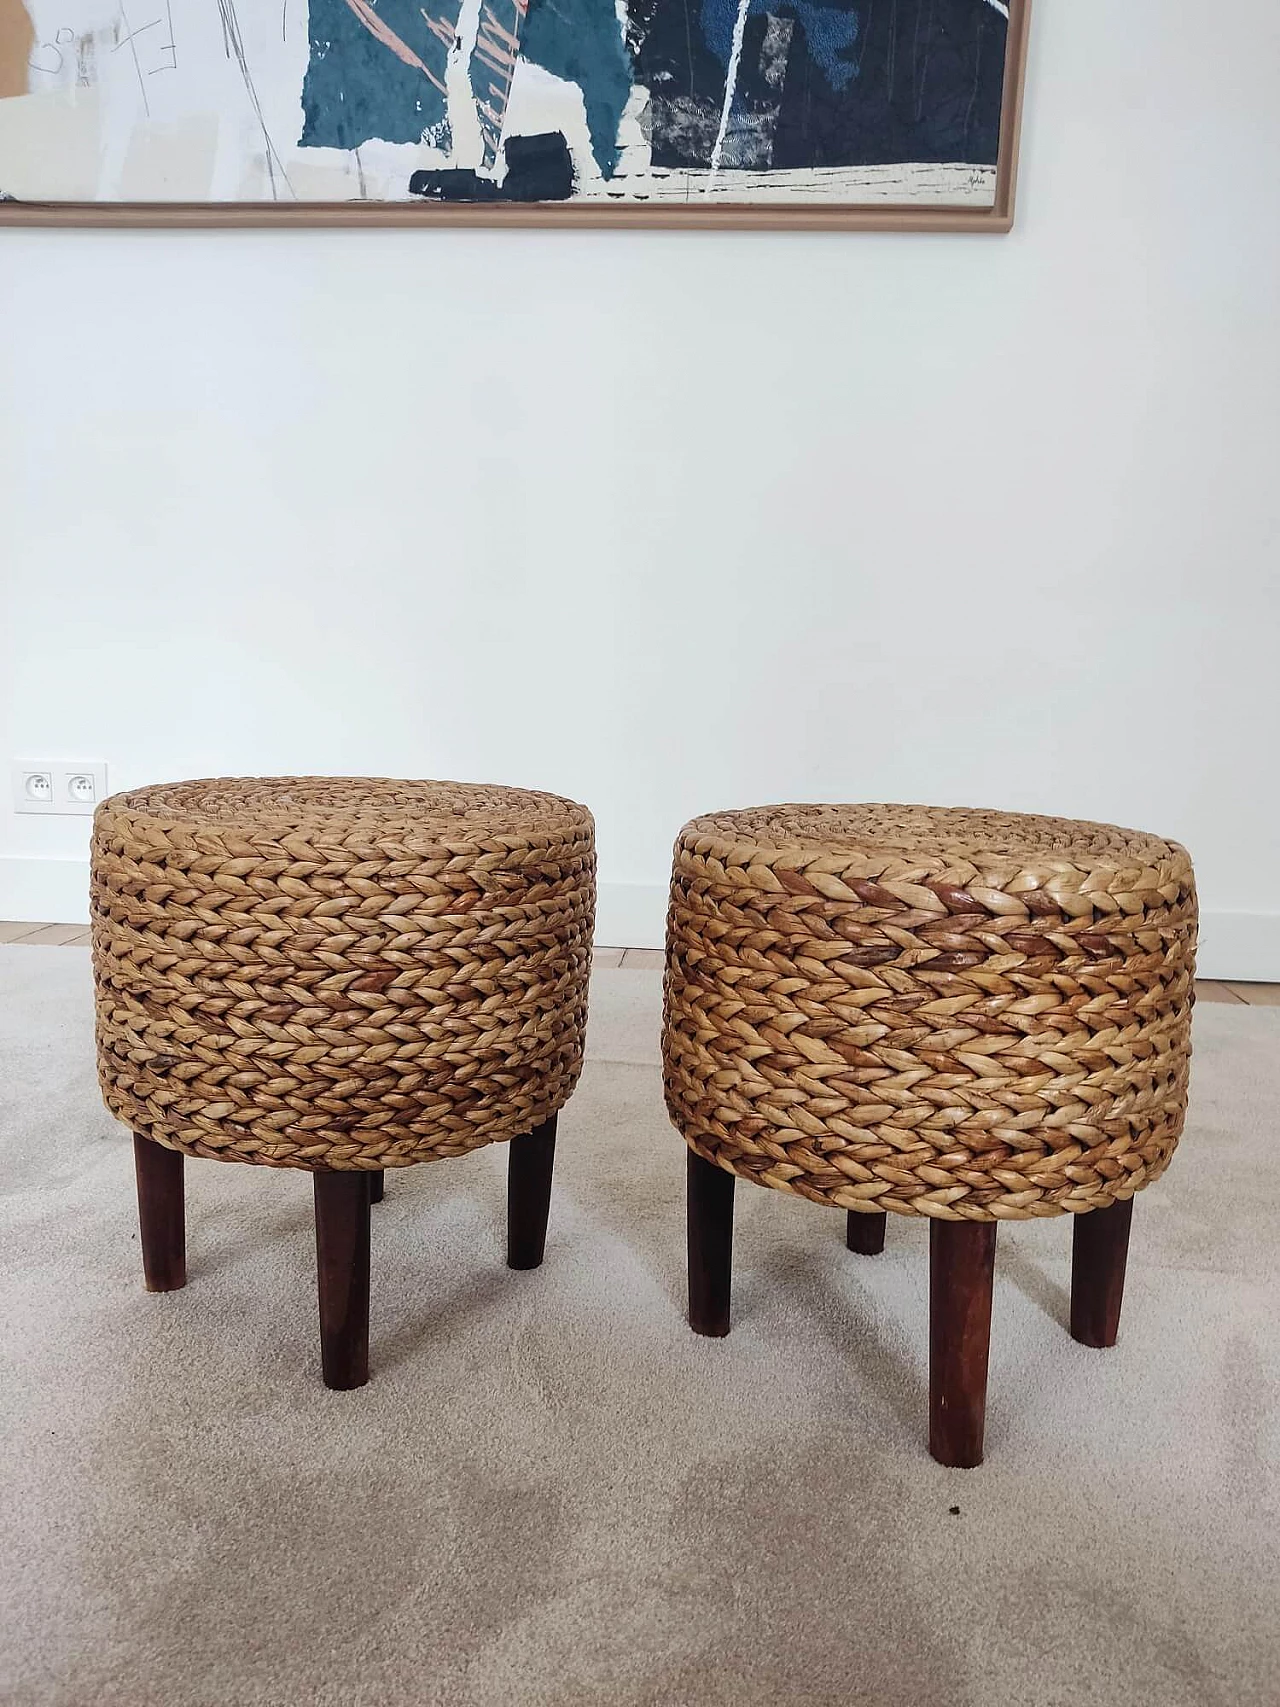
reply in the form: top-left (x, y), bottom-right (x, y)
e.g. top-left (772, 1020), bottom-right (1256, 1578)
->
top-left (0, 0), bottom-right (1029, 229)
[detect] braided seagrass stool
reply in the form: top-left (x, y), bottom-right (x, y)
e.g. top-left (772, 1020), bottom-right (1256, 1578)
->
top-left (663, 804), bottom-right (1196, 1466)
top-left (92, 777), bottom-right (595, 1390)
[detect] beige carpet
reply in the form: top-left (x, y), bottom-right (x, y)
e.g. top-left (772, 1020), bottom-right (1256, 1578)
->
top-left (1, 944), bottom-right (1277, 1707)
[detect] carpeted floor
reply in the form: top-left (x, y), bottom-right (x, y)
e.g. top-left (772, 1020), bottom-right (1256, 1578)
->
top-left (1, 945), bottom-right (1277, 1707)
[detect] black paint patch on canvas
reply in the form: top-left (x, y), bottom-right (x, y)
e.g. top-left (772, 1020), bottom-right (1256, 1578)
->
top-left (630, 0), bottom-right (1008, 172)
top-left (774, 0), bottom-right (1008, 170)
top-left (408, 168), bottom-right (504, 202)
top-left (409, 132), bottom-right (576, 202)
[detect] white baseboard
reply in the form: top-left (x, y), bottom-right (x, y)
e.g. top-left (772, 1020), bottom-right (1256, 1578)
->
top-left (1, 858), bottom-right (92, 925)
top-left (2, 858), bottom-right (1275, 981)
top-left (1195, 911), bottom-right (1280, 983)
top-left (596, 882), bottom-right (667, 951)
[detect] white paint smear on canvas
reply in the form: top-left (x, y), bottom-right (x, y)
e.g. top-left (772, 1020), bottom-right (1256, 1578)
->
top-left (580, 161), bottom-right (997, 206)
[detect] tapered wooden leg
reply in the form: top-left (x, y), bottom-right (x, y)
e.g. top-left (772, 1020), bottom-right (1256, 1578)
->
top-left (313, 1172), bottom-right (371, 1391)
top-left (846, 1210), bottom-right (887, 1255)
top-left (1070, 1198), bottom-right (1134, 1349)
top-left (369, 1170), bottom-right (384, 1204)
top-left (133, 1134), bottom-right (186, 1292)
top-left (507, 1116), bottom-right (557, 1270)
top-left (930, 1220), bottom-right (997, 1469)
top-left (688, 1151), bottom-right (735, 1337)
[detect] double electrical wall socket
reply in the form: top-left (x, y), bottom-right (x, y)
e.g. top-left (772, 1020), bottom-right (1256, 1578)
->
top-left (12, 761), bottom-right (109, 816)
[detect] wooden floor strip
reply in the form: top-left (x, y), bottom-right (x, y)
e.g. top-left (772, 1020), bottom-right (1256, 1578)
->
top-left (0, 922), bottom-right (45, 944)
top-left (15, 924), bottom-right (89, 946)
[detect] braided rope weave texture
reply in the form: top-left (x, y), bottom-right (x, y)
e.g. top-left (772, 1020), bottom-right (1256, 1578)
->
top-left (663, 804), bottom-right (1197, 1221)
top-left (92, 778), bottom-right (595, 1171)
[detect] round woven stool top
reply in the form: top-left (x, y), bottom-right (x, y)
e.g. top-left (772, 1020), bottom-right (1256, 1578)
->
top-left (92, 778), bottom-right (595, 1170)
top-left (663, 804), bottom-right (1197, 1221)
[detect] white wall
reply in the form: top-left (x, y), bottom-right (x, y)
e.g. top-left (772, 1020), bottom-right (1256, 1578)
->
top-left (2, 0), bottom-right (1278, 975)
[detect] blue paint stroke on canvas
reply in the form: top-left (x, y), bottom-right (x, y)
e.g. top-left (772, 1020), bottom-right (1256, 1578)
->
top-left (301, 0), bottom-right (457, 149)
top-left (465, 0), bottom-right (630, 177)
top-left (521, 0), bottom-right (632, 179)
top-left (699, 0), bottom-right (859, 91)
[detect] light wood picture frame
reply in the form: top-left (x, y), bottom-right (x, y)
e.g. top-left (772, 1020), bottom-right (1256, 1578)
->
top-left (0, 0), bottom-right (1030, 231)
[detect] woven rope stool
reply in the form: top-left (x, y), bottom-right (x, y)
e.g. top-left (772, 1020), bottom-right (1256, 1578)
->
top-left (663, 804), bottom-right (1196, 1467)
top-left (92, 777), bottom-right (595, 1389)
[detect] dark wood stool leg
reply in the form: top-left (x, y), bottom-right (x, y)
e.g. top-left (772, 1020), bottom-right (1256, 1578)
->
top-left (369, 1170), bottom-right (384, 1204)
top-left (688, 1151), bottom-right (735, 1337)
top-left (313, 1172), bottom-right (371, 1391)
top-left (133, 1134), bottom-right (186, 1292)
top-left (1070, 1198), bottom-right (1134, 1349)
top-left (929, 1220), bottom-right (997, 1469)
top-left (507, 1116), bottom-right (557, 1270)
top-left (846, 1210), bottom-right (887, 1255)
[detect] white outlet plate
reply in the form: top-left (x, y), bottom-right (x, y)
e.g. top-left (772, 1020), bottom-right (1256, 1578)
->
top-left (12, 760), bottom-right (108, 816)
